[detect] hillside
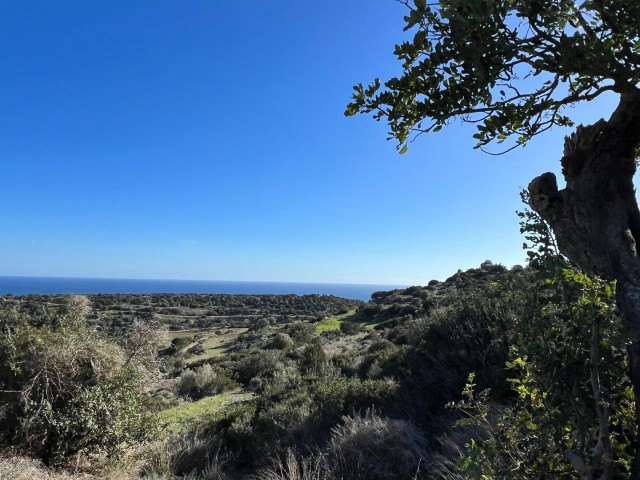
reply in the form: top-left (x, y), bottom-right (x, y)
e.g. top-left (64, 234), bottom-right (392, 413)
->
top-left (0, 260), bottom-right (629, 479)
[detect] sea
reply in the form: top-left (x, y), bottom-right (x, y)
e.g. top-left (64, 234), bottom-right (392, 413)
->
top-left (0, 277), bottom-right (407, 301)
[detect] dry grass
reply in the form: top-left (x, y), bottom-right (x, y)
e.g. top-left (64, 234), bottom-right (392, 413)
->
top-left (0, 455), bottom-right (68, 480)
top-left (321, 332), bottom-right (371, 360)
top-left (251, 412), bottom-right (428, 480)
top-left (141, 432), bottom-right (229, 479)
top-left (325, 411), bottom-right (428, 480)
top-left (0, 453), bottom-right (140, 480)
top-left (251, 450), bottom-right (326, 480)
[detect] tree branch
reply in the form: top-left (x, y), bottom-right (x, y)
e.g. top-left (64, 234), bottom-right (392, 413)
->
top-left (565, 449), bottom-right (594, 480)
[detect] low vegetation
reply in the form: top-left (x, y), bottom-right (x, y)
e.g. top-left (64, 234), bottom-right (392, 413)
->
top-left (0, 208), bottom-right (633, 479)
top-left (0, 296), bottom-right (159, 466)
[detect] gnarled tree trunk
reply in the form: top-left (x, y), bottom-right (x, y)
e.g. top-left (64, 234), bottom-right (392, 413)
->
top-left (529, 91), bottom-right (640, 479)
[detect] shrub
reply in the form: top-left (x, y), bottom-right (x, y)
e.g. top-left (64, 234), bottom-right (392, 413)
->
top-left (168, 356), bottom-right (187, 376)
top-left (176, 365), bottom-right (239, 400)
top-left (287, 323), bottom-right (316, 344)
top-left (250, 318), bottom-right (272, 331)
top-left (271, 333), bottom-right (294, 350)
top-left (203, 364), bottom-right (398, 471)
top-left (298, 342), bottom-right (327, 373)
top-left (232, 351), bottom-right (286, 387)
top-left (443, 270), bottom-right (634, 479)
top-left (366, 286), bottom-right (524, 428)
top-left (324, 411), bottom-right (429, 480)
top-left (0, 300), bottom-right (158, 464)
top-left (201, 402), bottom-right (260, 469)
top-left (43, 372), bottom-right (157, 462)
top-left (170, 336), bottom-right (196, 354)
top-left (251, 413), bottom-right (429, 480)
top-left (339, 321), bottom-right (367, 335)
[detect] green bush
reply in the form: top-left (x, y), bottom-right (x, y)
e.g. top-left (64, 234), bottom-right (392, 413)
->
top-left (366, 285), bottom-right (524, 429)
top-left (433, 202), bottom-right (635, 479)
top-left (42, 372), bottom-right (157, 462)
top-left (287, 322), bottom-right (316, 344)
top-left (339, 321), bottom-right (367, 335)
top-left (444, 270), bottom-right (634, 479)
top-left (201, 364), bottom-right (398, 471)
top-left (270, 332), bottom-right (294, 350)
top-left (0, 299), bottom-right (158, 464)
top-left (231, 351), bottom-right (286, 387)
top-left (298, 341), bottom-right (327, 373)
top-left (201, 402), bottom-right (261, 469)
top-left (176, 364), bottom-right (239, 400)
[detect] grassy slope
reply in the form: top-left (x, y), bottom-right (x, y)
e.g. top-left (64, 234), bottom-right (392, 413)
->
top-left (315, 316), bottom-right (342, 333)
top-left (160, 391), bottom-right (253, 434)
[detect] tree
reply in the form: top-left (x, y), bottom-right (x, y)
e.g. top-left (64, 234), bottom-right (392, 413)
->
top-left (346, 0), bottom-right (640, 476)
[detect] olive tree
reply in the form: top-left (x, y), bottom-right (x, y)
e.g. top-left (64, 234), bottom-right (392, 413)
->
top-left (346, 0), bottom-right (640, 476)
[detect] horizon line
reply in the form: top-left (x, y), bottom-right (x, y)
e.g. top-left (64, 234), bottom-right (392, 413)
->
top-left (0, 274), bottom-right (409, 288)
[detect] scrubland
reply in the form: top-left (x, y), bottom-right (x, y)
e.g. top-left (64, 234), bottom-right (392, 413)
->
top-left (0, 259), bottom-right (632, 479)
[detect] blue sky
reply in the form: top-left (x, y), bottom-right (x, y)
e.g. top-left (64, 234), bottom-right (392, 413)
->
top-left (0, 1), bottom-right (619, 285)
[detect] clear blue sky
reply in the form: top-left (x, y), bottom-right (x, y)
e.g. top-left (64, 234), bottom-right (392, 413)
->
top-left (0, 1), bottom-right (619, 285)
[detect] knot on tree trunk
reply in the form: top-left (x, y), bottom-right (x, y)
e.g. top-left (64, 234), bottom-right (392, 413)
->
top-left (528, 172), bottom-right (560, 216)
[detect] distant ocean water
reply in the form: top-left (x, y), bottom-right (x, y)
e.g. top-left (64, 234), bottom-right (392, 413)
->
top-left (0, 277), bottom-right (407, 301)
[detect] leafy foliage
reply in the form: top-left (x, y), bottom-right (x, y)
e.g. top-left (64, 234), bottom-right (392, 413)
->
top-left (346, 0), bottom-right (640, 153)
top-left (175, 364), bottom-right (239, 401)
top-left (0, 298), bottom-right (158, 464)
top-left (517, 189), bottom-right (563, 272)
top-left (442, 206), bottom-right (636, 478)
top-left (201, 364), bottom-right (398, 470)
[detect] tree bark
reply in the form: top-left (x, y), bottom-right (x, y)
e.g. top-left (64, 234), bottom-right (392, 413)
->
top-left (528, 91), bottom-right (640, 478)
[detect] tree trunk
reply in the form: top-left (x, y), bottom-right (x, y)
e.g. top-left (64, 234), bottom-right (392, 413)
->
top-left (528, 91), bottom-right (640, 478)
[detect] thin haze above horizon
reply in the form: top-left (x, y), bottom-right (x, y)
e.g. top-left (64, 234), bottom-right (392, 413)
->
top-left (0, 1), bottom-right (620, 285)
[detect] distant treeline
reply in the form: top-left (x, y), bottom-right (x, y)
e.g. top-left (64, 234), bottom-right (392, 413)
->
top-left (0, 293), bottom-right (363, 332)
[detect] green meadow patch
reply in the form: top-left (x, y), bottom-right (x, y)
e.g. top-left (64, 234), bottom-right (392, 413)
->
top-left (160, 391), bottom-right (253, 434)
top-left (315, 310), bottom-right (359, 334)
top-left (315, 316), bottom-right (342, 333)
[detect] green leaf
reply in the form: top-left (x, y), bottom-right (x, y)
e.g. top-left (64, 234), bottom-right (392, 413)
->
top-left (399, 144), bottom-right (409, 154)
